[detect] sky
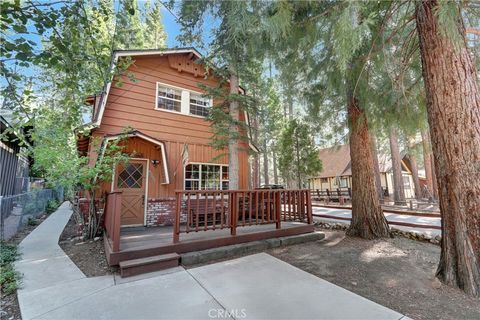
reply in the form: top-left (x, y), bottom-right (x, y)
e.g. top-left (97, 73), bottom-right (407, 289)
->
top-left (160, 6), bottom-right (183, 48)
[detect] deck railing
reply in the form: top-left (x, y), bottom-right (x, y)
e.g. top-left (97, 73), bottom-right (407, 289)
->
top-left (104, 191), bottom-right (122, 252)
top-left (174, 189), bottom-right (312, 243)
top-left (310, 188), bottom-right (352, 203)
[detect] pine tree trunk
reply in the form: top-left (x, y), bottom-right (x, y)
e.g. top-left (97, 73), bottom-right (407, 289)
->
top-left (252, 102), bottom-right (260, 189)
top-left (409, 153), bottom-right (422, 200)
top-left (416, 0), bottom-right (480, 297)
top-left (431, 152), bottom-right (439, 199)
top-left (294, 128), bottom-right (302, 189)
top-left (346, 90), bottom-right (390, 239)
top-left (389, 127), bottom-right (406, 204)
top-left (272, 145), bottom-right (279, 185)
top-left (370, 134), bottom-right (384, 201)
top-left (407, 137), bottom-right (422, 200)
top-left (287, 94), bottom-right (293, 120)
top-left (421, 129), bottom-right (435, 199)
top-left (228, 69), bottom-right (239, 190)
top-left (263, 139), bottom-right (269, 186)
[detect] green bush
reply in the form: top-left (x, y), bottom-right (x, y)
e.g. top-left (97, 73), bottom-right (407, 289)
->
top-left (27, 217), bottom-right (39, 226)
top-left (0, 242), bottom-right (18, 264)
top-left (46, 199), bottom-right (60, 214)
top-left (0, 242), bottom-right (21, 295)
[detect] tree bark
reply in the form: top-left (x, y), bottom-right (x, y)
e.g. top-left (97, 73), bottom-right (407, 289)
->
top-left (421, 129), bottom-right (435, 199)
top-left (287, 94), bottom-right (293, 120)
top-left (370, 134), bottom-right (384, 201)
top-left (272, 145), bottom-right (279, 185)
top-left (228, 68), bottom-right (239, 190)
top-left (262, 139), bottom-right (269, 186)
top-left (346, 90), bottom-right (390, 239)
top-left (251, 88), bottom-right (259, 189)
top-left (409, 153), bottom-right (422, 200)
top-left (407, 137), bottom-right (422, 200)
top-left (294, 127), bottom-right (301, 189)
top-left (389, 127), bottom-right (406, 204)
top-left (416, 0), bottom-right (480, 297)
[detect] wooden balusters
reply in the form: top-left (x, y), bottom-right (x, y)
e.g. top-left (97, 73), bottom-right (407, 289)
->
top-left (173, 189), bottom-right (313, 242)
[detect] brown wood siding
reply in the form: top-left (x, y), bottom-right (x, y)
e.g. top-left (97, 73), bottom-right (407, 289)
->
top-left (94, 54), bottom-right (249, 197)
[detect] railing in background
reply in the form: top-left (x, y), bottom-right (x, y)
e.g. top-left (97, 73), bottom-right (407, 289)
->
top-left (174, 189), bottom-right (312, 243)
top-left (310, 187), bottom-right (351, 204)
top-left (0, 187), bottom-right (64, 241)
top-left (104, 192), bottom-right (122, 252)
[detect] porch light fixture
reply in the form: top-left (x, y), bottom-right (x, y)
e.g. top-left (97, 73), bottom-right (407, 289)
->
top-left (151, 159), bottom-right (160, 166)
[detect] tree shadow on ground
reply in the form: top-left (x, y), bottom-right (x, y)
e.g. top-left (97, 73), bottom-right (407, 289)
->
top-left (268, 230), bottom-right (480, 320)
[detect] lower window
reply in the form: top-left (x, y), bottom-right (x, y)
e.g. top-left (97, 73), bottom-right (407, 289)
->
top-left (185, 163), bottom-right (229, 190)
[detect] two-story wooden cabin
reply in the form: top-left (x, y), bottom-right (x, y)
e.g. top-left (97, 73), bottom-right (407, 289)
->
top-left (79, 48), bottom-right (254, 227)
top-left (78, 48), bottom-right (314, 273)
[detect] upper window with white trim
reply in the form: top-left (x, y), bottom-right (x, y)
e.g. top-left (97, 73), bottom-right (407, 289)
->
top-left (189, 93), bottom-right (211, 117)
top-left (157, 84), bottom-right (181, 112)
top-left (155, 82), bottom-right (212, 117)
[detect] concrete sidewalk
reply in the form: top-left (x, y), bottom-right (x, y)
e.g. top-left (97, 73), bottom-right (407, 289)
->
top-left (16, 202), bottom-right (409, 320)
top-left (313, 206), bottom-right (441, 237)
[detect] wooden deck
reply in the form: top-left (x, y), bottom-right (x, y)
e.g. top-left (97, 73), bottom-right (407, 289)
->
top-left (104, 189), bottom-right (314, 266)
top-left (105, 222), bottom-right (314, 265)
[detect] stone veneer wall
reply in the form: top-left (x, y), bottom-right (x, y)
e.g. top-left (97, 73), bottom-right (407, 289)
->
top-left (146, 198), bottom-right (187, 227)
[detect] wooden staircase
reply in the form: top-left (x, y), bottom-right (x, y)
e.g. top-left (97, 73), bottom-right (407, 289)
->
top-left (119, 253), bottom-right (180, 278)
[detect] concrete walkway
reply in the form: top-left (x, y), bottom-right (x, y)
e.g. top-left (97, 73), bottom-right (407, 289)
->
top-left (313, 206), bottom-right (441, 237)
top-left (16, 203), bottom-right (409, 320)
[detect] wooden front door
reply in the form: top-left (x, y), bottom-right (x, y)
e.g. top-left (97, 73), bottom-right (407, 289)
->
top-left (114, 160), bottom-right (147, 226)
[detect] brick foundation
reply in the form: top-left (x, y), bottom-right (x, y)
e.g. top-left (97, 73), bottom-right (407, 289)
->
top-left (146, 198), bottom-right (186, 227)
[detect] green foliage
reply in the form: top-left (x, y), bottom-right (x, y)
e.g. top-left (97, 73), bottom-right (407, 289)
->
top-left (435, 0), bottom-right (462, 46)
top-left (278, 119), bottom-right (322, 188)
top-left (1, 1), bottom-right (166, 238)
top-left (143, 0), bottom-right (167, 49)
top-left (46, 199), bottom-right (60, 214)
top-left (27, 217), bottom-right (39, 226)
top-left (0, 242), bottom-right (21, 295)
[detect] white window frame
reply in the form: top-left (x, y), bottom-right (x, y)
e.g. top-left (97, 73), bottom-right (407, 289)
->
top-left (189, 92), bottom-right (213, 117)
top-left (155, 83), bottom-right (183, 113)
top-left (155, 81), bottom-right (212, 118)
top-left (183, 162), bottom-right (229, 191)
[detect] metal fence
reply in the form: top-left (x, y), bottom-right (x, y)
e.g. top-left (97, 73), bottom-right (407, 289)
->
top-left (0, 187), bottom-right (64, 241)
top-left (14, 177), bottom-right (46, 194)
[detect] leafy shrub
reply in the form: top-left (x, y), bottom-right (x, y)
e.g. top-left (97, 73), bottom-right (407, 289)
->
top-left (0, 267), bottom-right (20, 294)
top-left (0, 242), bottom-right (21, 295)
top-left (46, 199), bottom-right (60, 214)
top-left (27, 217), bottom-right (39, 226)
top-left (0, 242), bottom-right (18, 264)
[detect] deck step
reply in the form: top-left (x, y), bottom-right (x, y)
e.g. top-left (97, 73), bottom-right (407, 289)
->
top-left (119, 253), bottom-right (180, 278)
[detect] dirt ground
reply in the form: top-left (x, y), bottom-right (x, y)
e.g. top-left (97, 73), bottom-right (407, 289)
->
top-left (268, 229), bottom-right (480, 320)
top-left (1, 214), bottom-right (49, 320)
top-left (59, 215), bottom-right (117, 277)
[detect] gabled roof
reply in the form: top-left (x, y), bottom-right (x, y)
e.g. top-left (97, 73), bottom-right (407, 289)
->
top-left (92, 48), bottom-right (204, 126)
top-left (79, 47), bottom-right (258, 153)
top-left (313, 144), bottom-right (410, 179)
top-left (316, 145), bottom-right (352, 178)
